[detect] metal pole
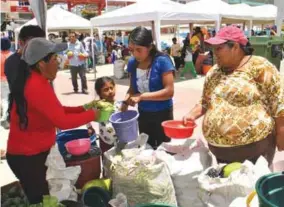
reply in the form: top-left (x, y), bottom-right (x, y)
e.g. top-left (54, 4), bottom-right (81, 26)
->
top-left (105, 0), bottom-right (108, 12)
top-left (91, 27), bottom-right (96, 81)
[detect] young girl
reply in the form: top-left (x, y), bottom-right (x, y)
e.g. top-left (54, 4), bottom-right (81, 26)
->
top-left (86, 77), bottom-right (121, 154)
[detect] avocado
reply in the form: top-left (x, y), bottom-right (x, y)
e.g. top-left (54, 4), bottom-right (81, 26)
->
top-left (222, 162), bottom-right (242, 178)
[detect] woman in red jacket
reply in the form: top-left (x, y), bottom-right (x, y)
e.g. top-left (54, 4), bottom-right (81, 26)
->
top-left (6, 38), bottom-right (99, 204)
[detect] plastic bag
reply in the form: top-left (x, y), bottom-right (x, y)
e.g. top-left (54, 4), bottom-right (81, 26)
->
top-left (45, 145), bottom-right (81, 201)
top-left (103, 133), bottom-right (152, 177)
top-left (109, 193), bottom-right (128, 207)
top-left (155, 139), bottom-right (213, 207)
top-left (198, 156), bottom-right (271, 207)
top-left (105, 134), bottom-right (177, 207)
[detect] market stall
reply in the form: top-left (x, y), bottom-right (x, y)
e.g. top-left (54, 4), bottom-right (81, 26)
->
top-left (90, 0), bottom-right (217, 50)
top-left (14, 6), bottom-right (92, 49)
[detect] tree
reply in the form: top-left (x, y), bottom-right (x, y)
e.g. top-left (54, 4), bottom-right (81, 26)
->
top-left (81, 4), bottom-right (98, 20)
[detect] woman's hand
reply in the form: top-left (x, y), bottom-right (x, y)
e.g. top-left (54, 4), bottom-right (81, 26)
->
top-left (183, 112), bottom-right (196, 125)
top-left (120, 101), bottom-right (129, 112)
top-left (127, 94), bottom-right (142, 106)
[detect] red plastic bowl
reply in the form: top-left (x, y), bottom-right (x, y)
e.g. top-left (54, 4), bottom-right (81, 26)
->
top-left (162, 120), bottom-right (197, 139)
top-left (65, 138), bottom-right (91, 156)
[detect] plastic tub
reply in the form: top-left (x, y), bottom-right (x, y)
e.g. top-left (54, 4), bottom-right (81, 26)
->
top-left (81, 186), bottom-right (111, 207)
top-left (162, 120), bottom-right (196, 139)
top-left (109, 110), bottom-right (139, 142)
top-left (65, 138), bottom-right (91, 156)
top-left (56, 129), bottom-right (96, 156)
top-left (256, 172), bottom-right (284, 207)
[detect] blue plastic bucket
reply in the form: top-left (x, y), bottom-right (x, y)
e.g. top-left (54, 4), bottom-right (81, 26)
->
top-left (109, 110), bottom-right (139, 143)
top-left (56, 129), bottom-right (96, 156)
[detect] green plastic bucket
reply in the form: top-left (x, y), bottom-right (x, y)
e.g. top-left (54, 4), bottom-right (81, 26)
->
top-left (97, 110), bottom-right (113, 122)
top-left (134, 204), bottom-right (177, 207)
top-left (256, 172), bottom-right (284, 207)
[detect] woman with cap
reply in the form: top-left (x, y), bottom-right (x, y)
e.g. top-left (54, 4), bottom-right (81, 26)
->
top-left (183, 25), bottom-right (284, 165)
top-left (6, 38), bottom-right (99, 204)
top-left (122, 26), bottom-right (175, 149)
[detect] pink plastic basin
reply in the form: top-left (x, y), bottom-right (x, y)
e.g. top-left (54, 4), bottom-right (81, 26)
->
top-left (65, 138), bottom-right (91, 156)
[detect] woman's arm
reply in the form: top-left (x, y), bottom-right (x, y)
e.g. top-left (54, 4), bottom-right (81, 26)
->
top-left (63, 106), bottom-right (85, 113)
top-left (26, 79), bottom-right (98, 130)
top-left (140, 71), bottom-right (174, 101)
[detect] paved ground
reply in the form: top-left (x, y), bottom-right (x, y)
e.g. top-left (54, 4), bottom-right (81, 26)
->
top-left (1, 63), bottom-right (284, 187)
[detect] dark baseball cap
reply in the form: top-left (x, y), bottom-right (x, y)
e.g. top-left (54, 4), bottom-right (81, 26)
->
top-left (22, 37), bottom-right (67, 65)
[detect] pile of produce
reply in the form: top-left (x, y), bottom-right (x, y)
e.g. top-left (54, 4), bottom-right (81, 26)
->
top-left (29, 196), bottom-right (65, 207)
top-left (1, 184), bottom-right (70, 207)
top-left (94, 100), bottom-right (115, 112)
top-left (1, 185), bottom-right (28, 207)
top-left (206, 162), bottom-right (242, 178)
top-left (84, 100), bottom-right (114, 112)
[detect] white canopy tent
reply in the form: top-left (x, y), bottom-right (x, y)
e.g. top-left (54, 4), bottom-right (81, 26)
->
top-left (251, 4), bottom-right (277, 23)
top-left (185, 0), bottom-right (254, 31)
top-left (15, 6), bottom-right (91, 32)
top-left (90, 0), bottom-right (217, 49)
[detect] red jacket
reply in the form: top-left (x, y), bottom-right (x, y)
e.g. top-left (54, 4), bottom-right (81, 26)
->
top-left (7, 71), bottom-right (95, 155)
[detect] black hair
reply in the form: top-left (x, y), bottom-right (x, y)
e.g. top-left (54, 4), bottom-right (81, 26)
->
top-left (129, 26), bottom-right (175, 76)
top-left (69, 32), bottom-right (77, 37)
top-left (129, 26), bottom-right (164, 62)
top-left (192, 27), bottom-right (203, 37)
top-left (172, 37), bottom-right (177, 42)
top-left (7, 53), bottom-right (54, 130)
top-left (95, 76), bottom-right (115, 99)
top-left (226, 40), bottom-right (254, 56)
top-left (19, 25), bottom-right (46, 42)
top-left (7, 25), bottom-right (46, 130)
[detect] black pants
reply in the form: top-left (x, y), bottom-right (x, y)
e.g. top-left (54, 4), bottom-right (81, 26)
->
top-left (70, 65), bottom-right (87, 92)
top-left (173, 56), bottom-right (181, 71)
top-left (138, 107), bottom-right (173, 149)
top-left (192, 52), bottom-right (199, 65)
top-left (6, 151), bottom-right (50, 204)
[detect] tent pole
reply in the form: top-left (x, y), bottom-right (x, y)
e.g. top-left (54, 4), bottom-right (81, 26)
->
top-left (91, 27), bottom-right (96, 81)
top-left (152, 20), bottom-right (161, 50)
top-left (15, 31), bottom-right (18, 50)
top-left (189, 23), bottom-right (193, 34)
top-left (248, 20), bottom-right (253, 37)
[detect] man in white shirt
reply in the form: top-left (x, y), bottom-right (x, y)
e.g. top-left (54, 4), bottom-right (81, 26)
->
top-left (171, 37), bottom-right (181, 71)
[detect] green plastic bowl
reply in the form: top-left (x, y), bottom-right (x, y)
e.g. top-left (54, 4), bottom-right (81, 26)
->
top-left (134, 204), bottom-right (177, 207)
top-left (256, 172), bottom-right (284, 207)
top-left (97, 110), bottom-right (114, 122)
